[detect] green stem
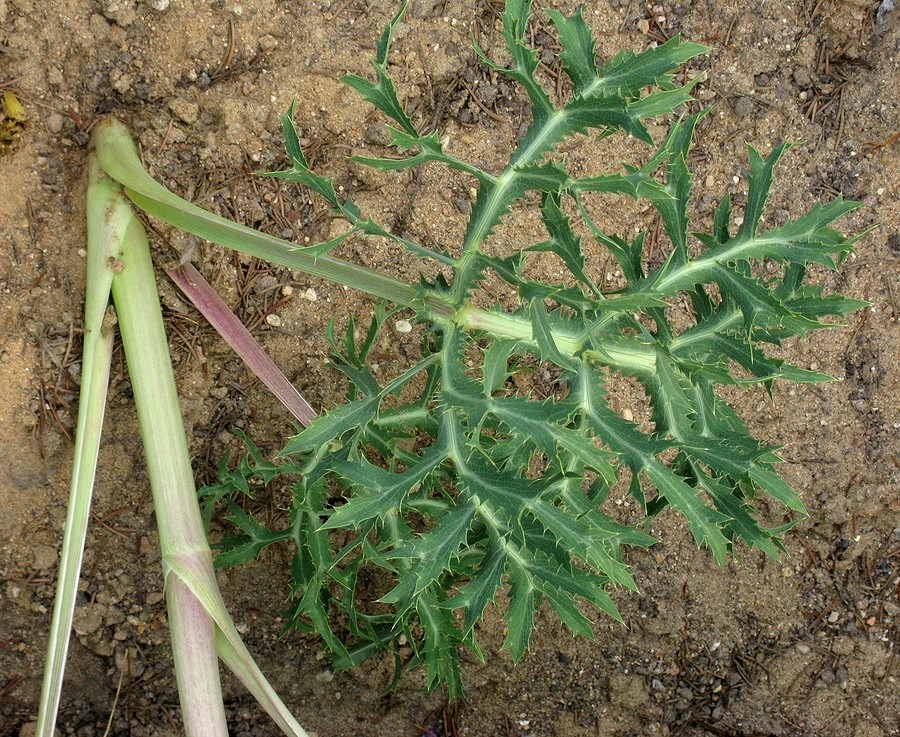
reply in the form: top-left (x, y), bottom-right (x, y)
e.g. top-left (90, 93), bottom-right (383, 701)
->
top-left (94, 118), bottom-right (660, 379)
top-left (456, 304), bottom-right (658, 375)
top-left (111, 204), bottom-right (229, 737)
top-left (36, 159), bottom-right (119, 737)
top-left (107, 174), bottom-right (309, 737)
top-left (93, 118), bottom-right (423, 311)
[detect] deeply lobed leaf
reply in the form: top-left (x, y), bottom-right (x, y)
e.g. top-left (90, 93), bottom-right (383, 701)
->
top-left (200, 0), bottom-right (864, 696)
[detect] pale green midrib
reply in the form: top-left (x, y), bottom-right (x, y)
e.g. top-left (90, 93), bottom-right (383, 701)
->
top-left (456, 304), bottom-right (657, 375)
top-left (668, 308), bottom-right (741, 353)
top-left (470, 496), bottom-right (526, 570)
top-left (459, 108), bottom-right (566, 263)
top-left (578, 362), bottom-right (672, 469)
top-left (373, 407), bottom-right (431, 426)
top-left (649, 231), bottom-right (813, 295)
top-left (581, 72), bottom-right (614, 98)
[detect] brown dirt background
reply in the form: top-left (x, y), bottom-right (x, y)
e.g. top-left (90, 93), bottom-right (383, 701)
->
top-left (1, 1), bottom-right (898, 736)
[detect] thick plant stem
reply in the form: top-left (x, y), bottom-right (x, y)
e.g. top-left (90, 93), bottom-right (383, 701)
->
top-left (35, 162), bottom-right (120, 737)
top-left (111, 209), bottom-right (229, 737)
top-left (36, 327), bottom-right (113, 737)
top-left (455, 304), bottom-right (658, 376)
top-left (167, 577), bottom-right (228, 736)
top-left (93, 117), bottom-right (423, 311)
top-left (92, 118), bottom-right (667, 377)
top-left (106, 173), bottom-right (308, 737)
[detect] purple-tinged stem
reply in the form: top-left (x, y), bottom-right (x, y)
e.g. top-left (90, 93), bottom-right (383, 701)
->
top-left (168, 262), bottom-right (316, 426)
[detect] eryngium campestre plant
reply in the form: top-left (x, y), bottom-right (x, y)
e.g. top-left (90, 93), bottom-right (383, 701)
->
top-left (191, 1), bottom-right (865, 696)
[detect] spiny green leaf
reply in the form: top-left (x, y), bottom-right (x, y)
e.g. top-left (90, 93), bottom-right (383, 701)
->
top-left (528, 191), bottom-right (598, 294)
top-left (213, 502), bottom-right (292, 568)
top-left (652, 112), bottom-right (704, 265)
top-left (526, 498), bottom-right (638, 590)
top-left (487, 396), bottom-right (617, 482)
top-left (528, 300), bottom-right (576, 369)
top-left (574, 364), bottom-right (729, 562)
top-left (568, 170), bottom-right (672, 201)
top-left (458, 454), bottom-right (546, 519)
top-left (586, 227), bottom-right (645, 283)
top-left (712, 262), bottom-right (803, 331)
top-left (444, 541), bottom-right (506, 631)
top-left (574, 364), bottom-right (670, 466)
top-left (279, 100), bottom-right (308, 168)
top-left (713, 194), bottom-right (732, 244)
top-left (384, 501), bottom-right (476, 601)
top-left (651, 351), bottom-right (696, 437)
top-left (644, 196), bottom-right (858, 301)
top-left (591, 35), bottom-right (709, 97)
top-left (417, 590), bottom-right (465, 697)
top-left (545, 7), bottom-right (598, 96)
top-left (645, 463), bottom-right (730, 564)
top-left (439, 330), bottom-right (489, 426)
top-left (503, 563), bottom-right (537, 660)
top-left (481, 339), bottom-right (517, 396)
top-left (351, 130), bottom-right (447, 172)
top-left (783, 287), bottom-right (870, 320)
top-left (748, 464), bottom-right (808, 515)
top-left (340, 2), bottom-right (417, 137)
top-left (628, 76), bottom-right (702, 121)
top-left (496, 0), bottom-right (555, 120)
top-left (463, 161), bottom-right (569, 254)
top-left (740, 142), bottom-right (793, 240)
top-left (280, 396), bottom-right (380, 455)
top-left (693, 330), bottom-right (832, 385)
top-left (323, 441), bottom-right (447, 529)
top-left (697, 474), bottom-right (782, 559)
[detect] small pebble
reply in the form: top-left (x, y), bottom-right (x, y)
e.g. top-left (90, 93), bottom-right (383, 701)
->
top-left (304, 287), bottom-right (318, 301)
top-left (31, 545), bottom-right (58, 571)
top-left (832, 637), bottom-right (855, 656)
top-left (169, 98), bottom-right (200, 126)
top-left (793, 68), bottom-right (811, 88)
top-left (395, 319), bottom-right (412, 334)
top-left (265, 314), bottom-right (282, 327)
top-left (258, 34), bottom-right (279, 51)
top-left (364, 123), bottom-right (392, 146)
top-left (46, 113), bottom-right (64, 134)
top-left (733, 96), bottom-right (753, 118)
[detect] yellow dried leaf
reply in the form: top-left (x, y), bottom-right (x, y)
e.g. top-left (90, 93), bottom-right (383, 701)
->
top-left (1, 90), bottom-right (27, 153)
top-left (2, 90), bottom-right (26, 122)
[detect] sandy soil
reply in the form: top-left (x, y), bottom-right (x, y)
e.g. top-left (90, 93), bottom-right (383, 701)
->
top-left (1, 1), bottom-right (898, 736)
